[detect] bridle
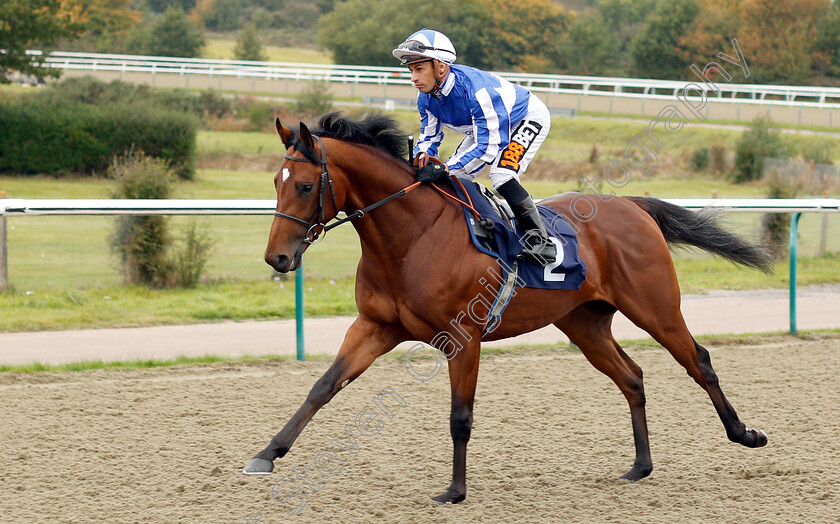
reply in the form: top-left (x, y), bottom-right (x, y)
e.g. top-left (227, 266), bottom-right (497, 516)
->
top-left (275, 135), bottom-right (488, 244)
top-left (274, 135), bottom-right (338, 244)
top-left (274, 135), bottom-right (424, 244)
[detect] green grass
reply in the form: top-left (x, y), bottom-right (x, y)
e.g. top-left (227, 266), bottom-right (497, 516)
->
top-left (578, 110), bottom-right (840, 134)
top-left (672, 253), bottom-right (840, 293)
top-left (1, 212), bottom-right (363, 292)
top-left (0, 174), bottom-right (113, 198)
top-left (0, 278), bottom-right (357, 332)
top-left (0, 352), bottom-right (327, 373)
top-left (197, 130), bottom-right (281, 156)
top-left (523, 177), bottom-right (765, 199)
top-left (203, 38), bottom-right (332, 64)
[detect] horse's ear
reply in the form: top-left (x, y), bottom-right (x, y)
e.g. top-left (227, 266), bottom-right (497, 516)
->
top-left (276, 118), bottom-right (293, 149)
top-left (298, 122), bottom-right (315, 149)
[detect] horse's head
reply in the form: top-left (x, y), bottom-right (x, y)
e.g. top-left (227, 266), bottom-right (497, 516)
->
top-left (265, 119), bottom-right (343, 273)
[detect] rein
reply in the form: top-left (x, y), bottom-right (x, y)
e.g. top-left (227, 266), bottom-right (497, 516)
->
top-left (274, 136), bottom-right (485, 243)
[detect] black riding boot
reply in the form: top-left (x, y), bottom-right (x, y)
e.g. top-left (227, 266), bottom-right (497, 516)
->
top-left (497, 180), bottom-right (556, 264)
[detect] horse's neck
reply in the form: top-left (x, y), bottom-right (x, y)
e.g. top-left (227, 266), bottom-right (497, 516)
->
top-left (337, 147), bottom-right (450, 265)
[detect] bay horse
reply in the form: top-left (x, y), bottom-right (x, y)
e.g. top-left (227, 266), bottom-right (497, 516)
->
top-left (244, 112), bottom-right (770, 504)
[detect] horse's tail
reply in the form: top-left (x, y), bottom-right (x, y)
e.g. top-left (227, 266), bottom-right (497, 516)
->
top-left (628, 196), bottom-right (773, 274)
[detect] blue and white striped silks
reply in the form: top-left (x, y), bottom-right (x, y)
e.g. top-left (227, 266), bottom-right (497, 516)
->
top-left (413, 64), bottom-right (531, 177)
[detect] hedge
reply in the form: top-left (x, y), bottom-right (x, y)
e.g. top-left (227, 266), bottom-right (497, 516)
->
top-left (0, 100), bottom-right (197, 179)
top-left (31, 76), bottom-right (232, 121)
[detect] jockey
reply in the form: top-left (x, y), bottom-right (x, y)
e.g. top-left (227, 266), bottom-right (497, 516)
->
top-left (393, 28), bottom-right (556, 264)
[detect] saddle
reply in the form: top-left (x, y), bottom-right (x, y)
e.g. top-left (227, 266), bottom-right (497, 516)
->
top-left (448, 177), bottom-right (587, 292)
top-left (467, 183), bottom-right (513, 254)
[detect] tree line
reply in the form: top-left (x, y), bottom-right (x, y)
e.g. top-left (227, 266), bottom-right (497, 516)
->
top-left (318, 0), bottom-right (840, 85)
top-left (2, 0), bottom-right (839, 85)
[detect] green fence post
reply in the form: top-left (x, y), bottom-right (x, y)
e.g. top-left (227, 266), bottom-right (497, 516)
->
top-left (789, 212), bottom-right (802, 335)
top-left (295, 265), bottom-right (305, 360)
top-left (0, 191), bottom-right (7, 291)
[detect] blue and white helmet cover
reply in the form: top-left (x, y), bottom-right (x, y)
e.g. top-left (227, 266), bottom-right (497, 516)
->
top-left (392, 28), bottom-right (457, 65)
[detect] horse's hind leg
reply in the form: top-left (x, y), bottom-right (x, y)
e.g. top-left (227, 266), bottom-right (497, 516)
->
top-left (615, 284), bottom-right (768, 449)
top-left (555, 301), bottom-right (653, 481)
top-left (691, 337), bottom-right (767, 447)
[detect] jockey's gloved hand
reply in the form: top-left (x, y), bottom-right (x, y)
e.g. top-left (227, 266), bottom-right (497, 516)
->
top-left (413, 152), bottom-right (432, 168)
top-left (416, 162), bottom-right (449, 183)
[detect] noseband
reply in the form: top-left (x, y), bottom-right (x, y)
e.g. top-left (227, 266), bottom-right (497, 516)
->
top-left (274, 135), bottom-right (339, 244)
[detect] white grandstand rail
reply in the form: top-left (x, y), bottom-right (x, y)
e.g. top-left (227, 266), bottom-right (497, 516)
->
top-left (34, 51), bottom-right (840, 107)
top-left (41, 51), bottom-right (409, 86)
top-left (2, 198), bottom-right (839, 216)
top-left (0, 199), bottom-right (277, 216)
top-left (662, 198), bottom-right (840, 213)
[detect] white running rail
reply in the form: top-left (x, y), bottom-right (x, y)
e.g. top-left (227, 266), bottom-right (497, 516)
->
top-left (33, 51), bottom-right (840, 108)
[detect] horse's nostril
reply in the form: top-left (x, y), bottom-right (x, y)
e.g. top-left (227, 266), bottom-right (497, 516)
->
top-left (276, 254), bottom-right (290, 272)
top-left (266, 253), bottom-right (290, 273)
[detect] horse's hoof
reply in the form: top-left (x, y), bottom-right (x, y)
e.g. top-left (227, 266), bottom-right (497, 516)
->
top-left (242, 458), bottom-right (274, 475)
top-left (431, 487), bottom-right (466, 505)
top-left (749, 428), bottom-right (768, 448)
top-left (620, 463), bottom-right (653, 482)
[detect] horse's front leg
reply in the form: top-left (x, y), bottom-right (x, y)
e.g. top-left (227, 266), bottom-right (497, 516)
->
top-left (432, 336), bottom-right (481, 504)
top-left (243, 316), bottom-right (404, 474)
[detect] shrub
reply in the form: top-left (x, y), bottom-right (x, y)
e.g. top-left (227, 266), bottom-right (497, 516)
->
top-left (690, 147), bottom-right (710, 171)
top-left (199, 0), bottom-right (243, 32)
top-left (588, 145), bottom-right (600, 164)
top-left (0, 99), bottom-right (197, 179)
top-left (733, 115), bottom-right (788, 183)
top-left (295, 81), bottom-right (333, 117)
top-left (759, 174), bottom-right (800, 259)
top-left (800, 140), bottom-right (835, 165)
top-left (236, 98), bottom-right (280, 132)
top-left (233, 24), bottom-right (267, 62)
top-left (38, 77), bottom-right (233, 123)
top-left (173, 222), bottom-right (214, 287)
top-left (192, 90), bottom-right (233, 119)
top-left (132, 6), bottom-right (205, 58)
top-left (710, 145), bottom-right (728, 175)
top-left (109, 153), bottom-right (176, 287)
top-left (109, 153), bottom-right (215, 287)
top-left (35, 76), bottom-right (146, 106)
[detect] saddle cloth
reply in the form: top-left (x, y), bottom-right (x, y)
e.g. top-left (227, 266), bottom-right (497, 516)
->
top-left (450, 177), bottom-right (587, 291)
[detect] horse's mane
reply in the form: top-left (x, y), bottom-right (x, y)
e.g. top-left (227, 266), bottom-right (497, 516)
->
top-left (292, 112), bottom-right (411, 166)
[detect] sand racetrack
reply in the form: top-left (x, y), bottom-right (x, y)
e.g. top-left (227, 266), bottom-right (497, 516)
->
top-left (2, 335), bottom-right (839, 523)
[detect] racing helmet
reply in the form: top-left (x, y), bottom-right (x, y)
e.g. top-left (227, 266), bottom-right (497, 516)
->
top-left (392, 28), bottom-right (457, 66)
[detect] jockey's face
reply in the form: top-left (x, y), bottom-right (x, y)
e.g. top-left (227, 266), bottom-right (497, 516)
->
top-left (408, 60), bottom-right (447, 94)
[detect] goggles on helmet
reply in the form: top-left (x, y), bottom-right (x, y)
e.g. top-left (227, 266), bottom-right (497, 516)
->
top-left (394, 39), bottom-right (456, 65)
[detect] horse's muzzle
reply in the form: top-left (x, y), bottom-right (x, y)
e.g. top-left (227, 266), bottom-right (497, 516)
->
top-left (266, 253), bottom-right (293, 273)
top-left (266, 252), bottom-right (302, 273)
top-left (265, 242), bottom-right (305, 273)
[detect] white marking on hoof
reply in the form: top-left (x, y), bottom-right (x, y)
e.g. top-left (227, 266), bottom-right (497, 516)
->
top-left (242, 469), bottom-right (272, 475)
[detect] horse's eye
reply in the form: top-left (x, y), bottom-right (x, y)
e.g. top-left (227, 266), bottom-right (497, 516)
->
top-left (298, 184), bottom-right (313, 196)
